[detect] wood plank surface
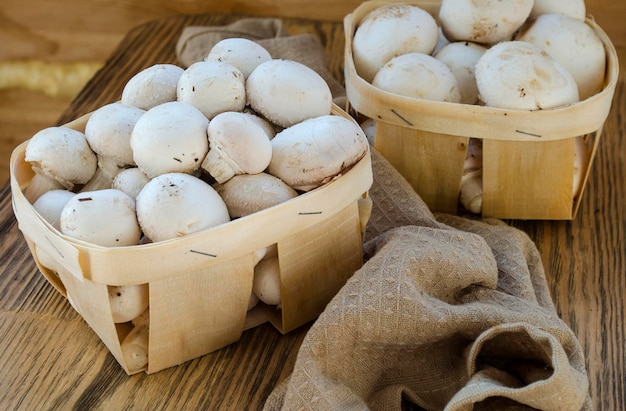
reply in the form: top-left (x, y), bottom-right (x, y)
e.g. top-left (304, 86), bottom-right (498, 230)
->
top-left (1, 10), bottom-right (625, 411)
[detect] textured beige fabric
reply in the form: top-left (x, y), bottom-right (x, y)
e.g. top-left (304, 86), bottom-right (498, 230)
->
top-left (176, 19), bottom-right (591, 410)
top-left (264, 149), bottom-right (591, 411)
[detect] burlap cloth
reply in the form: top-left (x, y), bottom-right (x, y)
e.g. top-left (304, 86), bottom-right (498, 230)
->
top-left (176, 19), bottom-right (592, 411)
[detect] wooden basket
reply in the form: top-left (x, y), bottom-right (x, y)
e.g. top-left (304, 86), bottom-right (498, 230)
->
top-left (10, 106), bottom-right (373, 375)
top-left (344, 0), bottom-right (619, 220)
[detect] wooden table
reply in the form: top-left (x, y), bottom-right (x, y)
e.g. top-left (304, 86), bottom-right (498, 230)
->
top-left (1, 13), bottom-right (624, 410)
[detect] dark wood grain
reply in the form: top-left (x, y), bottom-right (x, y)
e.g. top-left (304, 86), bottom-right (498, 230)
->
top-left (1, 13), bottom-right (624, 410)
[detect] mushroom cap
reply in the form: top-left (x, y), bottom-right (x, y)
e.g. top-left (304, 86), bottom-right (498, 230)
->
top-left (352, 4), bottom-right (439, 83)
top-left (135, 172), bottom-right (230, 242)
top-left (60, 189), bottom-right (142, 247)
top-left (108, 284), bottom-right (149, 323)
top-left (439, 0), bottom-right (534, 44)
top-left (372, 52), bottom-right (461, 103)
top-left (177, 61), bottom-right (246, 119)
top-left (253, 256), bottom-right (281, 305)
top-left (268, 114), bottom-right (369, 191)
top-left (202, 111), bottom-right (273, 183)
top-left (515, 13), bottom-right (606, 100)
top-left (435, 41), bottom-right (488, 104)
top-left (130, 101), bottom-right (209, 178)
top-left (530, 0), bottom-right (586, 20)
top-left (475, 41), bottom-right (580, 110)
top-left (205, 38), bottom-right (272, 78)
top-left (246, 59), bottom-right (332, 128)
top-left (32, 189), bottom-right (76, 231)
top-left (112, 167), bottom-right (151, 200)
top-left (85, 102), bottom-right (145, 166)
top-left (25, 126), bottom-right (97, 190)
top-left (215, 172), bottom-right (298, 218)
top-left (121, 64), bottom-right (184, 110)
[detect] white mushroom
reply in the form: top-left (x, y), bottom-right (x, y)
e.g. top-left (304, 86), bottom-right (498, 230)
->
top-left (372, 53), bottom-right (461, 103)
top-left (475, 41), bottom-right (579, 110)
top-left (515, 13), bottom-right (606, 100)
top-left (60, 189), bottom-right (141, 246)
top-left (121, 64), bottom-right (184, 110)
top-left (352, 4), bottom-right (439, 82)
top-left (32, 189), bottom-right (76, 231)
top-left (108, 284), bottom-right (149, 323)
top-left (32, 189), bottom-right (77, 272)
top-left (121, 323), bottom-right (149, 372)
top-left (112, 167), bottom-right (150, 200)
top-left (435, 42), bottom-right (488, 105)
top-left (268, 114), bottom-right (369, 191)
top-left (215, 172), bottom-right (298, 218)
top-left (82, 102), bottom-right (145, 191)
top-left (253, 256), bottom-right (281, 306)
top-left (246, 59), bottom-right (332, 128)
top-left (530, 0), bottom-right (586, 21)
top-left (439, 0), bottom-right (534, 45)
top-left (130, 101), bottom-right (209, 178)
top-left (135, 172), bottom-right (230, 242)
top-left (24, 126), bottom-right (97, 202)
top-left (205, 37), bottom-right (272, 78)
top-left (177, 61), bottom-right (246, 119)
top-left (201, 111), bottom-right (272, 183)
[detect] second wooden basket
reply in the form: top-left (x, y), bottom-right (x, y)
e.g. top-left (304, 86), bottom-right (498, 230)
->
top-left (344, 0), bottom-right (619, 220)
top-left (10, 106), bottom-right (373, 375)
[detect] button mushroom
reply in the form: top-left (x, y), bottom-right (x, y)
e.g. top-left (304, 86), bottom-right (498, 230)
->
top-left (204, 37), bottom-right (272, 79)
top-left (435, 42), bottom-right (488, 105)
top-left (60, 189), bottom-right (142, 247)
top-left (214, 172), bottom-right (298, 218)
top-left (530, 0), bottom-right (586, 21)
top-left (372, 52), bottom-right (461, 103)
top-left (130, 101), bottom-right (209, 178)
top-left (32, 189), bottom-right (76, 231)
top-left (268, 114), bottom-right (369, 191)
top-left (108, 284), bottom-right (149, 324)
top-left (177, 61), bottom-right (246, 119)
top-left (121, 64), bottom-right (185, 110)
top-left (111, 167), bottom-right (150, 200)
top-left (201, 111), bottom-right (273, 184)
top-left (475, 41), bottom-right (579, 110)
top-left (246, 59), bottom-right (332, 128)
top-left (515, 13), bottom-right (606, 100)
top-left (135, 172), bottom-right (230, 242)
top-left (352, 4), bottom-right (439, 83)
top-left (252, 256), bottom-right (281, 306)
top-left (24, 126), bottom-right (98, 202)
top-left (82, 102), bottom-right (145, 191)
top-left (439, 0), bottom-right (534, 45)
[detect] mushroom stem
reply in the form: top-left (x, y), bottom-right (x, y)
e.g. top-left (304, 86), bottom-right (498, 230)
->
top-left (121, 323), bottom-right (149, 373)
top-left (459, 169), bottom-right (483, 214)
top-left (24, 172), bottom-right (65, 203)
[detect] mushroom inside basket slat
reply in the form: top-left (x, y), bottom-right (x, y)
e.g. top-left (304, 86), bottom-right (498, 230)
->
top-left (344, 0), bottom-right (618, 220)
top-left (10, 37), bottom-right (373, 375)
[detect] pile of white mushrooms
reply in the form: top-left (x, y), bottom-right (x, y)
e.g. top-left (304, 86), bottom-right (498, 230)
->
top-left (24, 38), bottom-right (369, 372)
top-left (353, 0), bottom-right (606, 214)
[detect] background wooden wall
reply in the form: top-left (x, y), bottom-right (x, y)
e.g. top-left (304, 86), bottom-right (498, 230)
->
top-left (1, 0), bottom-right (624, 182)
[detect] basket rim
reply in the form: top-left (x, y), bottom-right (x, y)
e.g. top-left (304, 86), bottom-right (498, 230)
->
top-left (344, 0), bottom-right (619, 142)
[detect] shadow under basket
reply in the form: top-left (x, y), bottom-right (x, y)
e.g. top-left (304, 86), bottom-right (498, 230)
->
top-left (344, 0), bottom-right (619, 220)
top-left (10, 106), bottom-right (374, 375)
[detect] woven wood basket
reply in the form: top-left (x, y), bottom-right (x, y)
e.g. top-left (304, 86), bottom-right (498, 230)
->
top-left (344, 0), bottom-right (619, 220)
top-left (10, 105), bottom-right (373, 375)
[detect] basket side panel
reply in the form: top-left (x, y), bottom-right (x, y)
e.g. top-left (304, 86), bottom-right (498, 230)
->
top-left (277, 201), bottom-right (364, 333)
top-left (147, 255), bottom-right (254, 374)
top-left (482, 139), bottom-right (575, 219)
top-left (56, 268), bottom-right (126, 369)
top-left (374, 122), bottom-right (467, 214)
